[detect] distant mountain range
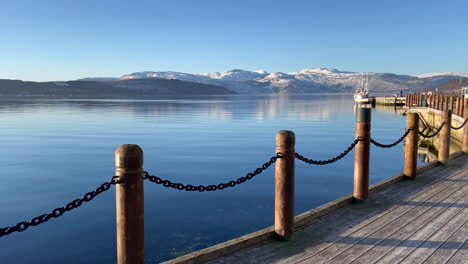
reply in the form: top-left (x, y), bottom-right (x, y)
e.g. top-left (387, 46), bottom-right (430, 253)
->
top-left (1, 68), bottom-right (467, 98)
top-left (110, 68), bottom-right (468, 94)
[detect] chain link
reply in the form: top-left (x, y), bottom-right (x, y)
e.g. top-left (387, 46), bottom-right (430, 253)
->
top-left (295, 138), bottom-right (360, 165)
top-left (418, 122), bottom-right (446, 138)
top-left (450, 118), bottom-right (467, 130)
top-left (370, 129), bottom-right (412, 148)
top-left (143, 154), bottom-right (282, 191)
top-left (0, 176), bottom-right (120, 238)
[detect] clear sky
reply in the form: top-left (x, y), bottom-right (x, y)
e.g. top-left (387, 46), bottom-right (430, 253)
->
top-left (1, 0), bottom-right (467, 81)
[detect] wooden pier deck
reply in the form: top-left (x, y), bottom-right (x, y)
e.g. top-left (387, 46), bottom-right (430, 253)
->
top-left (207, 154), bottom-right (468, 264)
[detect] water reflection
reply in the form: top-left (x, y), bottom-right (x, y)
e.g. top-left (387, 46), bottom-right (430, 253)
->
top-left (0, 94), bottom-right (355, 122)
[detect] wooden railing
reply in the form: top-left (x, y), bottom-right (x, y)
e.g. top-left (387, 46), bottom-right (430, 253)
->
top-left (406, 93), bottom-right (467, 117)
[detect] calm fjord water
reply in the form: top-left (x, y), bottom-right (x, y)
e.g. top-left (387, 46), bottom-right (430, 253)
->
top-left (0, 94), bottom-right (416, 263)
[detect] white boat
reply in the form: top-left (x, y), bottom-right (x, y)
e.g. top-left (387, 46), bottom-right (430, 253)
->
top-left (354, 73), bottom-right (371, 103)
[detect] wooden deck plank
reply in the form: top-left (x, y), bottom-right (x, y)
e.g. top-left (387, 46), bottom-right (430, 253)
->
top-left (422, 215), bottom-right (468, 264)
top-left (206, 155), bottom-right (468, 264)
top-left (278, 165), bottom-right (465, 264)
top-left (209, 165), bottom-right (459, 264)
top-left (349, 182), bottom-right (468, 264)
top-left (392, 189), bottom-right (468, 264)
top-left (326, 179), bottom-right (468, 264)
top-left (373, 168), bottom-right (468, 263)
top-left (446, 240), bottom-right (468, 264)
top-left (398, 197), bottom-right (468, 264)
top-left (294, 170), bottom-right (468, 264)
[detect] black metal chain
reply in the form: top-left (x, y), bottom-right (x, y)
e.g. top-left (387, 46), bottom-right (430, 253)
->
top-left (418, 122), bottom-right (446, 138)
top-left (0, 176), bottom-right (120, 238)
top-left (143, 154), bottom-right (282, 191)
top-left (295, 138), bottom-right (360, 165)
top-left (450, 118), bottom-right (467, 130)
top-left (370, 129), bottom-right (412, 148)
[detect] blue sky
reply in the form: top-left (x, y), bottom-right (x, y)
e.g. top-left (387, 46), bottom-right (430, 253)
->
top-left (1, 0), bottom-right (467, 81)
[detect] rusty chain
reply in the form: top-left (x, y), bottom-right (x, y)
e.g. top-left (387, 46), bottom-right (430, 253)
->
top-left (418, 122), bottom-right (446, 138)
top-left (143, 154), bottom-right (282, 191)
top-left (450, 118), bottom-right (467, 130)
top-left (0, 176), bottom-right (120, 238)
top-left (295, 138), bottom-right (360, 165)
top-left (370, 129), bottom-right (412, 148)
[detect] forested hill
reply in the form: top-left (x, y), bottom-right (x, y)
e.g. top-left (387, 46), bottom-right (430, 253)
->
top-left (0, 78), bottom-right (236, 99)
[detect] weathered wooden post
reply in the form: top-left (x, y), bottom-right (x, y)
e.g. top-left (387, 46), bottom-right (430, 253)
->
top-left (115, 144), bottom-right (145, 264)
top-left (462, 98), bottom-right (467, 117)
top-left (456, 97), bottom-right (461, 116)
top-left (463, 100), bottom-right (468, 153)
top-left (274, 130), bottom-right (296, 240)
top-left (458, 97), bottom-right (464, 116)
top-left (449, 97), bottom-right (454, 112)
top-left (404, 113), bottom-right (419, 178)
top-left (275, 130), bottom-right (295, 240)
top-left (405, 94), bottom-right (409, 107)
top-left (438, 110), bottom-right (451, 163)
top-left (353, 103), bottom-right (371, 201)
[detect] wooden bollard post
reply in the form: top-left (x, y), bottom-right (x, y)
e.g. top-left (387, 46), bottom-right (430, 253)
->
top-left (404, 113), bottom-right (419, 179)
top-left (275, 130), bottom-right (295, 240)
top-left (405, 94), bottom-right (409, 106)
top-left (459, 97), bottom-right (464, 117)
top-left (435, 95), bottom-right (440, 110)
top-left (438, 110), bottom-right (451, 164)
top-left (353, 103), bottom-right (371, 201)
top-left (463, 101), bottom-right (468, 153)
top-left (449, 97), bottom-right (454, 112)
top-left (462, 98), bottom-right (467, 117)
top-left (115, 144), bottom-right (145, 264)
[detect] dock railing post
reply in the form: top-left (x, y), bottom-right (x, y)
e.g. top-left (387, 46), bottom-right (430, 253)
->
top-left (353, 103), bottom-right (371, 201)
top-left (463, 101), bottom-right (468, 153)
top-left (115, 144), bottom-right (145, 264)
top-left (404, 113), bottom-right (419, 178)
top-left (438, 110), bottom-right (451, 164)
top-left (449, 97), bottom-right (454, 112)
top-left (275, 130), bottom-right (295, 240)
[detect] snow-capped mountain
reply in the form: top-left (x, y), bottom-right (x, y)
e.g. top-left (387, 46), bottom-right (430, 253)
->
top-left (118, 68), bottom-right (468, 94)
top-left (414, 71), bottom-right (468, 78)
top-left (120, 69), bottom-right (269, 82)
